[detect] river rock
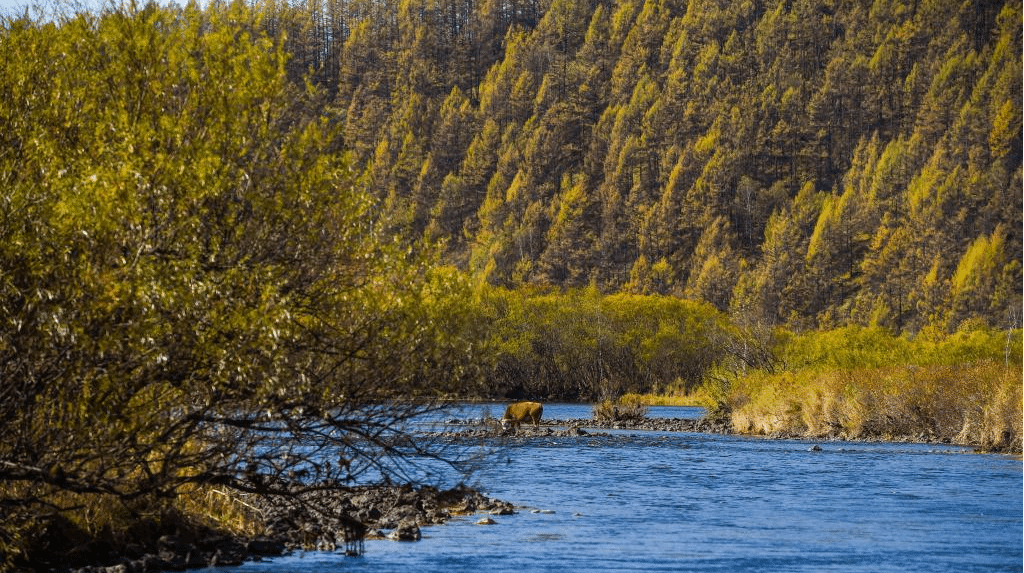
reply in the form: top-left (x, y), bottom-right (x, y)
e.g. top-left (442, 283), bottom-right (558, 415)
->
top-left (64, 483), bottom-right (515, 572)
top-left (380, 505), bottom-right (422, 529)
top-left (387, 520), bottom-right (422, 541)
top-left (153, 535), bottom-right (207, 570)
top-left (157, 535), bottom-right (191, 554)
top-left (246, 538), bottom-right (285, 556)
top-left (210, 545), bottom-right (246, 567)
top-left (476, 517), bottom-right (496, 525)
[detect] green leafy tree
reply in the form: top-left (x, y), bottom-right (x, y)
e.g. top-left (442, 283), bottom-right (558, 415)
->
top-left (0, 2), bottom-right (483, 562)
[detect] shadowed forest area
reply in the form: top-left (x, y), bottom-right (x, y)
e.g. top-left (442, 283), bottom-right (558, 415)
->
top-left (0, 0), bottom-right (1020, 570)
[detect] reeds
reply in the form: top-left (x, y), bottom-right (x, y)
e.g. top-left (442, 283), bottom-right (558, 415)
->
top-left (725, 327), bottom-right (1023, 452)
top-left (729, 364), bottom-right (1023, 450)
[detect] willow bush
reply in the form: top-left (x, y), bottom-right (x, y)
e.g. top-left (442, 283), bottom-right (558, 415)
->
top-left (478, 286), bottom-right (727, 400)
top-left (0, 2), bottom-right (484, 567)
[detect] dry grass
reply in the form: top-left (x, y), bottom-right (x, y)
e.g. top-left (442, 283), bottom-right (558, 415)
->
top-left (634, 390), bottom-right (709, 407)
top-left (727, 361), bottom-right (1022, 451)
top-left (174, 484), bottom-right (267, 538)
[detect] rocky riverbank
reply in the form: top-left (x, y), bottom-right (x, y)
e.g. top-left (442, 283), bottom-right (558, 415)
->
top-left (58, 413), bottom-right (994, 573)
top-left (435, 416), bottom-right (733, 439)
top-left (63, 484), bottom-right (514, 573)
top-left (435, 415), bottom-right (992, 451)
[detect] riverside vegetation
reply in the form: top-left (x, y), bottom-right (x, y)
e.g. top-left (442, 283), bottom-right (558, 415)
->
top-left (0, 0), bottom-right (1020, 571)
top-left (715, 325), bottom-right (1022, 451)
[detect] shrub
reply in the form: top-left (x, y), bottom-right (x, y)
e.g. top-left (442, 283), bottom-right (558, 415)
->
top-left (593, 393), bottom-right (649, 423)
top-left (480, 287), bottom-right (728, 400)
top-left (0, 3), bottom-right (486, 566)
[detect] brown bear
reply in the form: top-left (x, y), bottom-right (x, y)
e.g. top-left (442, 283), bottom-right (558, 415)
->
top-left (501, 401), bottom-right (543, 431)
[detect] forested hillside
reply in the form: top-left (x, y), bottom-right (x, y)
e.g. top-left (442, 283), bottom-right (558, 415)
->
top-left (0, 2), bottom-right (1019, 567)
top-left (265, 0), bottom-right (1021, 333)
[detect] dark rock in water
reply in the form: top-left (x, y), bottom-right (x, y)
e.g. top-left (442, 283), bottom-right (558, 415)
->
top-left (387, 520), bottom-right (421, 541)
top-left (809, 444), bottom-right (823, 452)
top-left (210, 546), bottom-right (246, 567)
top-left (157, 535), bottom-right (191, 554)
top-left (246, 538), bottom-right (285, 556)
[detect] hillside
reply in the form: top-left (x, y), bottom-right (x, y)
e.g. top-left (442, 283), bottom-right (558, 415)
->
top-left (267, 0), bottom-right (1022, 333)
top-left (0, 3), bottom-right (1019, 568)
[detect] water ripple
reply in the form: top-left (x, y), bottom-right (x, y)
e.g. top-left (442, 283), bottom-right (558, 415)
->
top-left (214, 404), bottom-right (1022, 573)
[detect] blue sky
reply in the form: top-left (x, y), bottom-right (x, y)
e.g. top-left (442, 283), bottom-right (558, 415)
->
top-left (0, 0), bottom-right (122, 18)
top-left (1, 0), bottom-right (82, 18)
top-left (0, 0), bottom-right (32, 15)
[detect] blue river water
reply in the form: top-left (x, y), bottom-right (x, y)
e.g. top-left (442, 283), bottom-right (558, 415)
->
top-left (219, 404), bottom-right (1022, 572)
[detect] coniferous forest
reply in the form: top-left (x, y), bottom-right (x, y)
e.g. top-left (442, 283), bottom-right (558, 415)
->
top-left (266, 0), bottom-right (1021, 333)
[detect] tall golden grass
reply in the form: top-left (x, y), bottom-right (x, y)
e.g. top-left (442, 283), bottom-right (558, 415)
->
top-left (726, 327), bottom-right (1023, 452)
top-left (633, 389), bottom-right (710, 407)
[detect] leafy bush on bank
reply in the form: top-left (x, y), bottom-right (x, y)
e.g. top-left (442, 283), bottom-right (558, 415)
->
top-left (0, 3), bottom-right (485, 568)
top-left (477, 286), bottom-right (728, 400)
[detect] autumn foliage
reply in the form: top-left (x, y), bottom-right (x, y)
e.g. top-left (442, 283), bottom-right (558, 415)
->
top-left (0, 0), bottom-right (1020, 568)
top-left (253, 0), bottom-right (1021, 334)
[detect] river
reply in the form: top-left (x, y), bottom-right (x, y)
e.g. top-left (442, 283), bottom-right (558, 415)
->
top-left (220, 404), bottom-right (1023, 572)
